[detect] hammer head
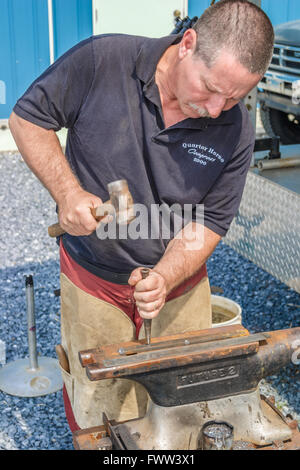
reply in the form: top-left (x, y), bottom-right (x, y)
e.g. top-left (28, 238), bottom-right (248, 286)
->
top-left (95, 179), bottom-right (135, 225)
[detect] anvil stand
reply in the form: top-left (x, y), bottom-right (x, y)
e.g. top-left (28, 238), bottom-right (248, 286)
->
top-left (75, 326), bottom-right (300, 450)
top-left (0, 275), bottom-right (63, 397)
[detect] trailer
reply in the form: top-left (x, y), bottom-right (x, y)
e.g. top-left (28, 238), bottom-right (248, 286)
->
top-left (225, 144), bottom-right (300, 294)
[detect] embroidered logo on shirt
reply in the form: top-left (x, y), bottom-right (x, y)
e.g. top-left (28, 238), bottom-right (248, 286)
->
top-left (182, 143), bottom-right (225, 166)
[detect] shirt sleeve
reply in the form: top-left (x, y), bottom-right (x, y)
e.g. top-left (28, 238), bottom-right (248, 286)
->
top-left (200, 106), bottom-right (255, 237)
top-left (13, 38), bottom-right (95, 131)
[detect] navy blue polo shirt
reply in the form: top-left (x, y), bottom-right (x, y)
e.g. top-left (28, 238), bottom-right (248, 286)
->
top-left (14, 34), bottom-right (255, 277)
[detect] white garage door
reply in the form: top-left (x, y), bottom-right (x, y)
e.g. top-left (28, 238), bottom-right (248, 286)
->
top-left (93, 0), bottom-right (188, 37)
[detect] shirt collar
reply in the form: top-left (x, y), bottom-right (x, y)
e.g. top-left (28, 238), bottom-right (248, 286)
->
top-left (135, 35), bottom-right (182, 85)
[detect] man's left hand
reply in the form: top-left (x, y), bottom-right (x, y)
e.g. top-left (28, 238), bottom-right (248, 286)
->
top-left (128, 268), bottom-right (167, 319)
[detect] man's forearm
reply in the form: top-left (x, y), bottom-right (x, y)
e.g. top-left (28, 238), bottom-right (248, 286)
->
top-left (9, 112), bottom-right (81, 205)
top-left (153, 224), bottom-right (221, 294)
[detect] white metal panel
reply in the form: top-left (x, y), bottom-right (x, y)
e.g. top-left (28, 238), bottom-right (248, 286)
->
top-left (225, 170), bottom-right (300, 294)
top-left (93, 0), bottom-right (187, 37)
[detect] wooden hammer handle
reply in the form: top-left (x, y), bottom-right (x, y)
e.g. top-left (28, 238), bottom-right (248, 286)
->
top-left (48, 200), bottom-right (111, 238)
top-left (48, 223), bottom-right (66, 238)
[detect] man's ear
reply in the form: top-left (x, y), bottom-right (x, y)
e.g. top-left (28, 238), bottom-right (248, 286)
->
top-left (178, 29), bottom-right (197, 60)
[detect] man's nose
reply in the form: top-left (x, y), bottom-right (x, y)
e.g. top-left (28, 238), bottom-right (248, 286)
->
top-left (205, 95), bottom-right (227, 118)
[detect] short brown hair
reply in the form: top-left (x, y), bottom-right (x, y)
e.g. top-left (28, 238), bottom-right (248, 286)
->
top-left (193, 0), bottom-right (274, 75)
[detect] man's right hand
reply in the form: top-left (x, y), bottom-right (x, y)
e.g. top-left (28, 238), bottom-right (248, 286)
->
top-left (8, 114), bottom-right (111, 236)
top-left (57, 188), bottom-right (104, 236)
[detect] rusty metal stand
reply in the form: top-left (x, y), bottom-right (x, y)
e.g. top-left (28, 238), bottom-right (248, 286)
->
top-left (73, 413), bottom-right (140, 451)
top-left (73, 408), bottom-right (300, 451)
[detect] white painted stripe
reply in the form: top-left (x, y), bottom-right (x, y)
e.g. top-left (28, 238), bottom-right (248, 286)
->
top-left (92, 0), bottom-right (97, 36)
top-left (48, 0), bottom-right (55, 64)
top-left (183, 0), bottom-right (188, 18)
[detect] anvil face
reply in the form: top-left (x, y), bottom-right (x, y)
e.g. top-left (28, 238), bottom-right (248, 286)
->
top-left (79, 325), bottom-right (299, 407)
top-left (79, 326), bottom-right (260, 406)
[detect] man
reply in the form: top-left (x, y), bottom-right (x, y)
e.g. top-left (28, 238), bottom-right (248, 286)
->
top-left (9, 0), bottom-right (274, 432)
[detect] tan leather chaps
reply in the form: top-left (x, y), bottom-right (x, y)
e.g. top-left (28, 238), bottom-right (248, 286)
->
top-left (59, 273), bottom-right (212, 429)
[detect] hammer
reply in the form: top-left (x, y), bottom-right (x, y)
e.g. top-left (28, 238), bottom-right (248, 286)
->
top-left (48, 179), bottom-right (135, 238)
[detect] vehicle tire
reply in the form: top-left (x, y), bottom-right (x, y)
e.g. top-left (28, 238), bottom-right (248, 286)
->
top-left (259, 103), bottom-right (300, 145)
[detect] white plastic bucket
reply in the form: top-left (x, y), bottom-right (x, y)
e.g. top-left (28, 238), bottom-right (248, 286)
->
top-left (211, 295), bottom-right (242, 328)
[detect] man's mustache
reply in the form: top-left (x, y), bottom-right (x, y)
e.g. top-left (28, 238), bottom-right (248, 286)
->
top-left (188, 102), bottom-right (211, 118)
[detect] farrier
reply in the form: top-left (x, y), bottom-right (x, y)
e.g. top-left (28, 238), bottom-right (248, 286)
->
top-left (9, 0), bottom-right (274, 431)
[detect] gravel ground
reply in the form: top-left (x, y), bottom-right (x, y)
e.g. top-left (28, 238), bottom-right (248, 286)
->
top-left (0, 152), bottom-right (299, 450)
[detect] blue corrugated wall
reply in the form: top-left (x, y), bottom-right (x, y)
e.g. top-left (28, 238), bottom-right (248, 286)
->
top-left (1, 0), bottom-right (300, 119)
top-left (52, 0), bottom-right (93, 60)
top-left (0, 0), bottom-right (92, 119)
top-left (0, 0), bottom-right (50, 119)
top-left (188, 0), bottom-right (300, 26)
